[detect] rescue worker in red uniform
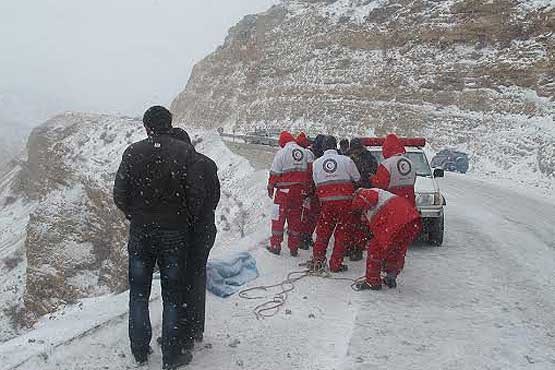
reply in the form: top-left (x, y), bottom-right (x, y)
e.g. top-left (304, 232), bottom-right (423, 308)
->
top-left (310, 136), bottom-right (361, 272)
top-left (267, 131), bottom-right (310, 256)
top-left (352, 188), bottom-right (422, 290)
top-left (296, 132), bottom-right (319, 250)
top-left (371, 133), bottom-right (417, 206)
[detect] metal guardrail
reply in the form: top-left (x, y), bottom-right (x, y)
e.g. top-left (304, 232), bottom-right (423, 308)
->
top-left (219, 132), bottom-right (280, 147)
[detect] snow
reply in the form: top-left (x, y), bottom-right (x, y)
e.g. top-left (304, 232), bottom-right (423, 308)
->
top-left (320, 0), bottom-right (387, 24)
top-left (0, 165), bottom-right (36, 343)
top-left (1, 136), bottom-right (554, 369)
top-left (518, 0), bottom-right (555, 12)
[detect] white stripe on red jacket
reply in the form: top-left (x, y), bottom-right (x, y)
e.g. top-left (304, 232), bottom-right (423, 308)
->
top-left (313, 149), bottom-right (361, 202)
top-left (268, 142), bottom-right (310, 189)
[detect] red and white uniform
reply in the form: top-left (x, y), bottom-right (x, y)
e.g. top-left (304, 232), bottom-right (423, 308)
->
top-left (371, 134), bottom-right (417, 206)
top-left (312, 149), bottom-right (361, 271)
top-left (352, 188), bottom-right (422, 286)
top-left (268, 132), bottom-right (310, 254)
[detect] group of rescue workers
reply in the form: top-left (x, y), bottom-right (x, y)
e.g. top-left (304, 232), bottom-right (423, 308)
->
top-left (267, 131), bottom-right (422, 291)
top-left (113, 105), bottom-right (424, 369)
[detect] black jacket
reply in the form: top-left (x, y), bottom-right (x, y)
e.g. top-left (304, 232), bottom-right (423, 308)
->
top-left (188, 152), bottom-right (220, 227)
top-left (168, 128), bottom-right (220, 227)
top-left (348, 147), bottom-right (378, 188)
top-left (113, 132), bottom-right (194, 228)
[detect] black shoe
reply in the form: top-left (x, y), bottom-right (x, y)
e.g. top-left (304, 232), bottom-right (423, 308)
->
top-left (163, 351), bottom-right (193, 370)
top-left (158, 336), bottom-right (193, 351)
top-left (298, 235), bottom-right (312, 250)
top-left (290, 249), bottom-right (299, 257)
top-left (267, 246), bottom-right (280, 255)
top-left (331, 264), bottom-right (348, 273)
top-left (132, 346), bottom-right (153, 365)
top-left (193, 333), bottom-right (203, 343)
top-left (298, 239), bottom-right (309, 250)
top-left (349, 249), bottom-right (363, 262)
top-left (383, 275), bottom-right (397, 289)
top-left (355, 281), bottom-right (382, 291)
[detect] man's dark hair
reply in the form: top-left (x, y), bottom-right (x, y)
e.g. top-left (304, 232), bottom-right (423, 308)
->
top-left (322, 135), bottom-right (338, 151)
top-left (143, 105), bottom-right (173, 133)
top-left (350, 138), bottom-right (364, 150)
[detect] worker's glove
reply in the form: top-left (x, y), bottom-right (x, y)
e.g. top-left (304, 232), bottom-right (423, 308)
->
top-left (267, 186), bottom-right (275, 199)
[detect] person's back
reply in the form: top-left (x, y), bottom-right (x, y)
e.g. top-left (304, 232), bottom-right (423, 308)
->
top-left (348, 138), bottom-right (378, 188)
top-left (371, 134), bottom-right (416, 206)
top-left (168, 127), bottom-right (221, 348)
top-left (267, 131), bottom-right (309, 256)
top-left (311, 136), bottom-right (361, 272)
top-left (115, 135), bottom-right (193, 227)
top-left (113, 106), bottom-right (194, 370)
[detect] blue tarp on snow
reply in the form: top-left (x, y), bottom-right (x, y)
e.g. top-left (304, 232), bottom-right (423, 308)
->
top-left (206, 252), bottom-right (259, 298)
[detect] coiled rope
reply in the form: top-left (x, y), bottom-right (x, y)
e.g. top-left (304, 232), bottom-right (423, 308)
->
top-left (238, 260), bottom-right (367, 319)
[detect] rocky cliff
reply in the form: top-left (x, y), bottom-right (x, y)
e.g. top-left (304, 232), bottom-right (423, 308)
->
top-left (16, 113), bottom-right (141, 317)
top-left (0, 112), bottom-right (262, 327)
top-left (171, 0), bottom-right (555, 187)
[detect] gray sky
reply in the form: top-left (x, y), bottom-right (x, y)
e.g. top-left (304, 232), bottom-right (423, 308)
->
top-left (0, 0), bottom-right (276, 124)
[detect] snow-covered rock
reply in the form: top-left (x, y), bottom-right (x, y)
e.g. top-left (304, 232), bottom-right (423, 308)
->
top-left (0, 111), bottom-right (267, 336)
top-left (171, 0), bottom-right (555, 191)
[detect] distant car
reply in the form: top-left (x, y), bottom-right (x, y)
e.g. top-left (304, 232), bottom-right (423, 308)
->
top-left (362, 138), bottom-right (446, 246)
top-left (245, 129), bottom-right (280, 146)
top-left (431, 149), bottom-right (469, 174)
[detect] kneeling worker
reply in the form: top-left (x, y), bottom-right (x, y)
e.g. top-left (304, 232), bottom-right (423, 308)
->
top-left (351, 188), bottom-right (422, 290)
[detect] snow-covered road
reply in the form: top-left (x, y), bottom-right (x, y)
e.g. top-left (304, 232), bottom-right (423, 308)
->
top-left (345, 175), bottom-right (555, 369)
top-left (2, 149), bottom-right (554, 370)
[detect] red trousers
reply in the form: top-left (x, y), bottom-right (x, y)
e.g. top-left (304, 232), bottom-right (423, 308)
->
top-left (366, 219), bottom-right (422, 285)
top-left (349, 219), bottom-right (371, 254)
top-left (313, 200), bottom-right (354, 271)
top-left (301, 195), bottom-right (320, 239)
top-left (270, 186), bottom-right (304, 253)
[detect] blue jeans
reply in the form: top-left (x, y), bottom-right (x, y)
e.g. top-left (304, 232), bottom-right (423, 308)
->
top-left (128, 224), bottom-right (190, 364)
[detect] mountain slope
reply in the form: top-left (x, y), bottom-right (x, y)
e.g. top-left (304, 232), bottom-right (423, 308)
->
top-left (171, 0), bottom-right (555, 191)
top-left (0, 112), bottom-right (269, 342)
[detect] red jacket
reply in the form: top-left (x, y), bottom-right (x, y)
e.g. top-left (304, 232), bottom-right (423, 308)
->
top-left (312, 149), bottom-right (361, 202)
top-left (268, 131), bottom-right (310, 191)
top-left (371, 133), bottom-right (417, 206)
top-left (352, 188), bottom-right (420, 245)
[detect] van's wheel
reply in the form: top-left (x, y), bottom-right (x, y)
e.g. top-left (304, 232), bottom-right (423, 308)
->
top-left (428, 214), bottom-right (444, 246)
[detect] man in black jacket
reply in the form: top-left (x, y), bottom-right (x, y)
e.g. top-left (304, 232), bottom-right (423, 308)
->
top-left (348, 138), bottom-right (378, 188)
top-left (346, 137), bottom-right (379, 261)
top-left (168, 128), bottom-right (220, 349)
top-left (113, 106), bottom-right (194, 370)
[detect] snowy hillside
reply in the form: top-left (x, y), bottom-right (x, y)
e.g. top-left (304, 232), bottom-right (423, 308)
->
top-left (0, 112), bottom-right (272, 343)
top-left (1, 134), bottom-right (554, 370)
top-left (171, 0), bottom-right (555, 193)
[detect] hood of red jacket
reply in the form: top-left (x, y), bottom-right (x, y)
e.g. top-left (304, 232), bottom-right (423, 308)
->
top-left (279, 131), bottom-right (296, 148)
top-left (382, 133), bottom-right (406, 159)
top-left (352, 188), bottom-right (379, 211)
top-left (296, 132), bottom-right (310, 148)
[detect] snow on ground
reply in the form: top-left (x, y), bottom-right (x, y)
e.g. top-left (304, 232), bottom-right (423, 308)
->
top-left (1, 137), bottom-right (555, 369)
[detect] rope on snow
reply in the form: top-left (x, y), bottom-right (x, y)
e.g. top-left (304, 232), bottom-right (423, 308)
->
top-left (238, 259), bottom-right (367, 319)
